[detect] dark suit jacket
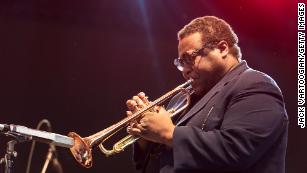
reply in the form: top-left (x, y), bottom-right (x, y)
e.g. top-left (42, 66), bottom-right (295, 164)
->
top-left (133, 60), bottom-right (288, 173)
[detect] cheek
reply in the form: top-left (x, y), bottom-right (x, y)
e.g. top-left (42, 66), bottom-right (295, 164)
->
top-left (196, 55), bottom-right (221, 72)
top-left (195, 58), bottom-right (223, 82)
top-left (194, 58), bottom-right (212, 74)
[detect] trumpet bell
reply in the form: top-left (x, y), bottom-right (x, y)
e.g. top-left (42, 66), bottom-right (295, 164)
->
top-left (68, 132), bottom-right (93, 168)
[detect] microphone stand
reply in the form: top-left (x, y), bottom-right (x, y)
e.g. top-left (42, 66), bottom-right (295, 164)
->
top-left (0, 122), bottom-right (73, 173)
top-left (0, 131), bottom-right (31, 173)
top-left (41, 146), bottom-right (53, 173)
top-left (41, 142), bottom-right (63, 173)
top-left (1, 140), bottom-right (18, 173)
top-left (41, 144), bottom-right (63, 173)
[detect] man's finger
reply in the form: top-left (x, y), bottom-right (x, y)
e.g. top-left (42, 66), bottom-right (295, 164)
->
top-left (126, 100), bottom-right (136, 109)
top-left (133, 96), bottom-right (146, 109)
top-left (127, 126), bottom-right (142, 136)
top-left (126, 111), bottom-right (132, 117)
top-left (138, 92), bottom-right (150, 105)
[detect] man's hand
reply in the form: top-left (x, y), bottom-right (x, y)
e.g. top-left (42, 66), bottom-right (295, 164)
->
top-left (126, 92), bottom-right (151, 149)
top-left (126, 92), bottom-right (175, 147)
top-left (136, 107), bottom-right (175, 147)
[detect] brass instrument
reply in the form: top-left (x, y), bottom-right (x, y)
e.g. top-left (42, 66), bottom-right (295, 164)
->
top-left (68, 79), bottom-right (194, 168)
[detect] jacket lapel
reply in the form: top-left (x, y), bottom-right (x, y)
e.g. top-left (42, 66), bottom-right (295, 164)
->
top-left (176, 60), bottom-right (249, 126)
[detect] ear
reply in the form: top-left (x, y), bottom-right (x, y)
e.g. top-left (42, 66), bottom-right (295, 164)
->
top-left (216, 40), bottom-right (229, 58)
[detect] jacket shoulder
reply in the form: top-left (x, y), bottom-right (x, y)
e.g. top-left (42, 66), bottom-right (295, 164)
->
top-left (234, 68), bottom-right (282, 94)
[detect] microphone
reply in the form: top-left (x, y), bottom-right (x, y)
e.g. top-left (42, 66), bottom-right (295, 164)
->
top-left (0, 123), bottom-right (74, 148)
top-left (0, 124), bottom-right (4, 131)
top-left (0, 124), bottom-right (9, 132)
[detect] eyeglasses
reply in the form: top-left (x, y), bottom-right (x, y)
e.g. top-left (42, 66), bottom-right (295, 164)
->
top-left (174, 46), bottom-right (206, 71)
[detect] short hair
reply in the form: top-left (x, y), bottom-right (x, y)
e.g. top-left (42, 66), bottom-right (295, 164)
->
top-left (178, 16), bottom-right (242, 59)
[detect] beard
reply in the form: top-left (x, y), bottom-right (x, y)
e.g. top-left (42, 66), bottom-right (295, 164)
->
top-left (192, 65), bottom-right (226, 96)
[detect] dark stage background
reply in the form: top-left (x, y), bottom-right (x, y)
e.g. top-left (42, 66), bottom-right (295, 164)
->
top-left (0, 0), bottom-right (304, 173)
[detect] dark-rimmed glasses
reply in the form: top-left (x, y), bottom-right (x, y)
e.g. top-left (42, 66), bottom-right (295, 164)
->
top-left (174, 46), bottom-right (206, 71)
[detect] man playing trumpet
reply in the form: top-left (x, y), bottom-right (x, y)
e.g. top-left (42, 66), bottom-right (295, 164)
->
top-left (126, 16), bottom-right (288, 173)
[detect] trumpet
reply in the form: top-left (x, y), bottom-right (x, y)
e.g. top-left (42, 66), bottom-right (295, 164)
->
top-left (68, 79), bottom-right (194, 168)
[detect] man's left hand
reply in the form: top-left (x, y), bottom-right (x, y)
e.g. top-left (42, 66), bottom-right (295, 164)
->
top-left (128, 107), bottom-right (175, 147)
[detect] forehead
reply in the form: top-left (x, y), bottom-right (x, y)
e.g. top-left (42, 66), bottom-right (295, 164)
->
top-left (178, 32), bottom-right (203, 56)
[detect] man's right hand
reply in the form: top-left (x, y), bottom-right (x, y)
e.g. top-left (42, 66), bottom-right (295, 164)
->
top-left (126, 92), bottom-right (150, 149)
